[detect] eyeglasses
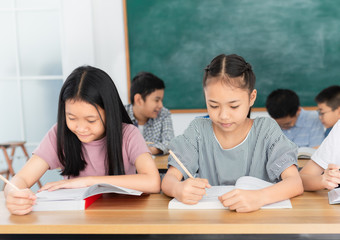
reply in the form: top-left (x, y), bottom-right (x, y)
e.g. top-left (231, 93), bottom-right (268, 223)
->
top-left (317, 110), bottom-right (333, 117)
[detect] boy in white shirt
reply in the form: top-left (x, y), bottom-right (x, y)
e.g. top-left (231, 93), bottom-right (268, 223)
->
top-left (300, 120), bottom-right (340, 191)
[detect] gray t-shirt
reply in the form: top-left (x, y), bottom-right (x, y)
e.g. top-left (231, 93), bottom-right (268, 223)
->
top-left (168, 117), bottom-right (298, 186)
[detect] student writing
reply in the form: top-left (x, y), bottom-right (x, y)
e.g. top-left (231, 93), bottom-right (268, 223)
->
top-left (315, 85), bottom-right (340, 138)
top-left (300, 120), bottom-right (340, 191)
top-left (125, 72), bottom-right (175, 155)
top-left (5, 66), bottom-right (160, 215)
top-left (266, 89), bottom-right (324, 148)
top-left (161, 54), bottom-right (303, 213)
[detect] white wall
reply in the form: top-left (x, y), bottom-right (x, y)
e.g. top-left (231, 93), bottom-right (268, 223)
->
top-left (91, 0), bottom-right (129, 103)
top-left (61, 0), bottom-right (128, 103)
top-left (0, 0), bottom-right (272, 190)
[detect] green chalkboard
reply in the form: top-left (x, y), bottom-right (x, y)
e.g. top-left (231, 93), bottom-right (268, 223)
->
top-left (126, 0), bottom-right (340, 110)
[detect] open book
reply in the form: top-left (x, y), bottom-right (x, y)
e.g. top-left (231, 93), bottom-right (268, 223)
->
top-left (328, 188), bottom-right (340, 204)
top-left (168, 176), bottom-right (292, 209)
top-left (298, 147), bottom-right (316, 159)
top-left (33, 183), bottom-right (142, 211)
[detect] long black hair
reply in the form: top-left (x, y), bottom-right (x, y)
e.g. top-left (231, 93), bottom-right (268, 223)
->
top-left (57, 66), bottom-right (132, 177)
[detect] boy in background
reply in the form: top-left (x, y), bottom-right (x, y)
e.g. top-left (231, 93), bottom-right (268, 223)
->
top-left (266, 89), bottom-right (324, 148)
top-left (315, 85), bottom-right (340, 138)
top-left (125, 72), bottom-right (174, 155)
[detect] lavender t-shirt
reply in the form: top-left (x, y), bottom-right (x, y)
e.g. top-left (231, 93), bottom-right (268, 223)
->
top-left (33, 123), bottom-right (150, 178)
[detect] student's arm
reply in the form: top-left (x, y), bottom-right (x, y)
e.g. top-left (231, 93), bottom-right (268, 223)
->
top-left (39, 152), bottom-right (161, 193)
top-left (301, 121), bottom-right (340, 191)
top-left (5, 155), bottom-right (50, 215)
top-left (148, 146), bottom-right (162, 155)
top-left (161, 166), bottom-right (211, 205)
top-left (300, 161), bottom-right (340, 191)
top-left (219, 165), bottom-right (303, 212)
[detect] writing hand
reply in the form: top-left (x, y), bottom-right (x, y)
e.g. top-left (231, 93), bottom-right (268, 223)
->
top-left (174, 178), bottom-right (211, 205)
top-left (6, 188), bottom-right (36, 215)
top-left (322, 164), bottom-right (340, 190)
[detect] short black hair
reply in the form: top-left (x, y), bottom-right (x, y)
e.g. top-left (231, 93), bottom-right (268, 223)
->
top-left (266, 89), bottom-right (300, 118)
top-left (130, 72), bottom-right (165, 104)
top-left (315, 85), bottom-right (340, 110)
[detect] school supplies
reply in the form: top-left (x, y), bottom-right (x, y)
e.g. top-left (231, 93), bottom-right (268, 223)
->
top-left (0, 175), bottom-right (20, 190)
top-left (168, 176), bottom-right (292, 209)
top-left (298, 147), bottom-right (316, 159)
top-left (327, 188), bottom-right (340, 204)
top-left (169, 150), bottom-right (194, 178)
top-left (33, 183), bottom-right (142, 211)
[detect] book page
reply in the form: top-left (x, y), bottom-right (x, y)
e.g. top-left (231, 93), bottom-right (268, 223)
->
top-left (33, 199), bottom-right (86, 211)
top-left (168, 177), bottom-right (292, 209)
top-left (36, 187), bottom-right (89, 201)
top-left (235, 176), bottom-right (273, 190)
top-left (168, 186), bottom-right (234, 209)
top-left (205, 186), bottom-right (235, 197)
top-left (36, 184), bottom-right (143, 202)
top-left (298, 147), bottom-right (316, 159)
top-left (328, 188), bottom-right (340, 204)
top-left (235, 176), bottom-right (292, 209)
top-left (84, 183), bottom-right (143, 198)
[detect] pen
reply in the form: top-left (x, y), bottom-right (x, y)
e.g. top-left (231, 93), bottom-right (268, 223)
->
top-left (169, 150), bottom-right (194, 178)
top-left (0, 175), bottom-right (20, 191)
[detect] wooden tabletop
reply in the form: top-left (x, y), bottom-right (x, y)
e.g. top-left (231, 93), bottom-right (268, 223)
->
top-left (1, 190), bottom-right (340, 235)
top-left (153, 154), bottom-right (168, 170)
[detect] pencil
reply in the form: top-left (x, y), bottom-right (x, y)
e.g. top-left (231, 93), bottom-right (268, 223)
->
top-left (0, 175), bottom-right (20, 191)
top-left (169, 150), bottom-right (194, 178)
top-left (146, 141), bottom-right (154, 145)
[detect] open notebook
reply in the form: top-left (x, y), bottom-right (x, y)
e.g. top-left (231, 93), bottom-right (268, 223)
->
top-left (298, 147), bottom-right (316, 159)
top-left (33, 183), bottom-right (142, 211)
top-left (168, 176), bottom-right (292, 209)
top-left (328, 188), bottom-right (340, 204)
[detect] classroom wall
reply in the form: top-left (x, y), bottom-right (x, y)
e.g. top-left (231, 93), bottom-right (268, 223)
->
top-left (0, 0), bottom-right (271, 190)
top-left (86, 0), bottom-right (270, 136)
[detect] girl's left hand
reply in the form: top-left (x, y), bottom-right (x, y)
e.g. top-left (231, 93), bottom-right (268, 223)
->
top-left (218, 189), bottom-right (263, 213)
top-left (38, 177), bottom-right (91, 192)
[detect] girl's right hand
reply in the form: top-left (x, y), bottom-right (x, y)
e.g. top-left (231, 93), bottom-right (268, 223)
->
top-left (6, 188), bottom-right (36, 215)
top-left (173, 178), bottom-right (211, 205)
top-left (322, 164), bottom-right (340, 190)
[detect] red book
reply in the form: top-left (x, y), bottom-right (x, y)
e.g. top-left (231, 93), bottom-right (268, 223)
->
top-left (84, 193), bottom-right (102, 209)
top-left (33, 184), bottom-right (142, 211)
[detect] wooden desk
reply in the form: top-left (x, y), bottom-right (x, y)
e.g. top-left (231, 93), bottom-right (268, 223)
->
top-left (298, 158), bottom-right (309, 168)
top-left (1, 190), bottom-right (340, 235)
top-left (153, 154), bottom-right (168, 171)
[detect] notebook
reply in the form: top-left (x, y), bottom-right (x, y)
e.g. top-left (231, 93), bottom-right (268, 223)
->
top-left (168, 176), bottom-right (292, 209)
top-left (33, 183), bottom-right (142, 211)
top-left (298, 147), bottom-right (316, 159)
top-left (328, 188), bottom-right (340, 204)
